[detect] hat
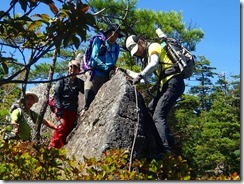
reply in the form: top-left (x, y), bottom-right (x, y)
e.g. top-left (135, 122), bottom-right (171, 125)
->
top-left (103, 24), bottom-right (124, 38)
top-left (69, 60), bottom-right (81, 70)
top-left (126, 35), bottom-right (140, 56)
top-left (25, 91), bottom-right (39, 103)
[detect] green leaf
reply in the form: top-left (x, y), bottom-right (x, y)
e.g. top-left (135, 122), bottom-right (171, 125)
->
top-left (1, 61), bottom-right (8, 74)
top-left (28, 20), bottom-right (42, 31)
top-left (34, 14), bottom-right (50, 23)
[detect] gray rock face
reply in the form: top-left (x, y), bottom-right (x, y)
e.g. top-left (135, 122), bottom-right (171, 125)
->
top-left (65, 71), bottom-right (161, 161)
top-left (31, 71), bottom-right (161, 161)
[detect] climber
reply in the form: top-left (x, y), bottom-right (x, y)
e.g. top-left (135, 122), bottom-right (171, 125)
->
top-left (49, 59), bottom-right (84, 149)
top-left (123, 35), bottom-right (185, 153)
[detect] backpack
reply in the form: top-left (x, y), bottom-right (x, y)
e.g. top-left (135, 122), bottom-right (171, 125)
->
top-left (80, 34), bottom-right (106, 71)
top-left (1, 103), bottom-right (21, 141)
top-left (48, 96), bottom-right (57, 113)
top-left (161, 38), bottom-right (196, 79)
top-left (10, 103), bottom-right (22, 116)
top-left (3, 102), bottom-right (23, 123)
top-left (48, 78), bottom-right (65, 114)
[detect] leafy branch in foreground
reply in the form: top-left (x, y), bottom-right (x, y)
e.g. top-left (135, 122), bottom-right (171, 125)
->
top-left (0, 138), bottom-right (239, 180)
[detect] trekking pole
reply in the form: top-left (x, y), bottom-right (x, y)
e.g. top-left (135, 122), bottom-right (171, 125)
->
top-left (167, 43), bottom-right (186, 71)
top-left (128, 84), bottom-right (140, 172)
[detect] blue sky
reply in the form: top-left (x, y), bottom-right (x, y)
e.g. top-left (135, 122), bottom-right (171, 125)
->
top-left (136, 0), bottom-right (241, 80)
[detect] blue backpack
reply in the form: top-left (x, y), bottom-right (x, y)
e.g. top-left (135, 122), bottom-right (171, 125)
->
top-left (81, 34), bottom-right (106, 71)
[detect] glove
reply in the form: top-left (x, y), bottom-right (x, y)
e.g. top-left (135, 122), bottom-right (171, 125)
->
top-left (133, 74), bottom-right (143, 85)
top-left (56, 109), bottom-right (62, 119)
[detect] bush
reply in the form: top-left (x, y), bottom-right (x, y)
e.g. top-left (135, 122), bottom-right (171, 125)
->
top-left (0, 138), bottom-right (239, 180)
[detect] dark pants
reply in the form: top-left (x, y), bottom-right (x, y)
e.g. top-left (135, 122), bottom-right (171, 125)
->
top-left (148, 74), bottom-right (185, 151)
top-left (83, 71), bottom-right (109, 110)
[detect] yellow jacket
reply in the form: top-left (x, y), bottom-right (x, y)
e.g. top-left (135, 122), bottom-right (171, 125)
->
top-left (148, 42), bottom-right (179, 85)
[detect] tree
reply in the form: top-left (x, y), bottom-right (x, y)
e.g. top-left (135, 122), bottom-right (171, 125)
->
top-left (0, 0), bottom-right (96, 87)
top-left (192, 90), bottom-right (240, 175)
top-left (189, 56), bottom-right (217, 112)
top-left (0, 0), bottom-right (97, 141)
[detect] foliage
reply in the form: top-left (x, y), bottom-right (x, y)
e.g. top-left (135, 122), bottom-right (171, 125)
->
top-left (0, 83), bottom-right (21, 122)
top-left (192, 91), bottom-right (240, 175)
top-left (0, 0), bottom-right (96, 86)
top-left (172, 90), bottom-right (240, 177)
top-left (0, 140), bottom-right (66, 180)
top-left (0, 137), bottom-right (239, 180)
top-left (170, 94), bottom-right (201, 143)
top-left (68, 150), bottom-right (191, 180)
top-left (189, 55), bottom-right (218, 112)
top-left (169, 72), bottom-right (240, 178)
top-left (0, 0), bottom-right (240, 180)
top-left (0, 138), bottom-right (193, 180)
top-left (195, 172), bottom-right (240, 180)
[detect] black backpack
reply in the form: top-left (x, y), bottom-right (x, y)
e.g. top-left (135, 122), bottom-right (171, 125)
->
top-left (161, 38), bottom-right (196, 79)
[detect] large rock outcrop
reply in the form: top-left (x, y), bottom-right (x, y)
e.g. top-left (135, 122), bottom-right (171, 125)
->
top-left (31, 71), bottom-right (162, 161)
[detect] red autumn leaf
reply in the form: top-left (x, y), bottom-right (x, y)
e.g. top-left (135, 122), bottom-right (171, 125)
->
top-left (48, 3), bottom-right (58, 15)
top-left (81, 4), bottom-right (89, 13)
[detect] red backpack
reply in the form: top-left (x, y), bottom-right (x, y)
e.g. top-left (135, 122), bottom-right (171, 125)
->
top-left (48, 78), bottom-right (64, 114)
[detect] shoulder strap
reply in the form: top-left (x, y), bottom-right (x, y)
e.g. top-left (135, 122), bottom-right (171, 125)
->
top-left (155, 64), bottom-right (163, 97)
top-left (21, 109), bottom-right (37, 140)
top-left (97, 34), bottom-right (106, 41)
top-left (92, 34), bottom-right (106, 44)
top-left (61, 77), bottom-right (65, 90)
top-left (16, 107), bottom-right (22, 118)
top-left (60, 77), bottom-right (67, 94)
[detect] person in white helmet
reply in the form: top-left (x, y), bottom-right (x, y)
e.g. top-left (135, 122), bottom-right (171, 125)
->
top-left (124, 35), bottom-right (185, 153)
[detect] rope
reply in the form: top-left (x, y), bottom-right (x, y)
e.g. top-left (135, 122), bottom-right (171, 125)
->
top-left (128, 84), bottom-right (140, 172)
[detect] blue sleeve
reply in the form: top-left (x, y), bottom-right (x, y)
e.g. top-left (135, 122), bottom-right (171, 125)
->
top-left (91, 38), bottom-right (120, 72)
top-left (115, 44), bottom-right (120, 61)
top-left (90, 37), bottom-right (108, 70)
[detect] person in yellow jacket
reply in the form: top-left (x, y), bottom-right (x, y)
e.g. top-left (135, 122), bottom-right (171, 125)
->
top-left (125, 35), bottom-right (185, 153)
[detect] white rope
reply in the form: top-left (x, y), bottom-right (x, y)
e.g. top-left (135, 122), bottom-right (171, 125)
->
top-left (128, 85), bottom-right (140, 172)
